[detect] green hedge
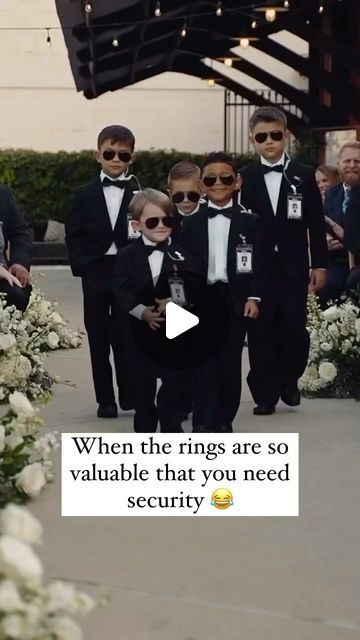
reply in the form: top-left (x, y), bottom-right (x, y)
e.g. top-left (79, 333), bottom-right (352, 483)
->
top-left (0, 149), bottom-right (255, 223)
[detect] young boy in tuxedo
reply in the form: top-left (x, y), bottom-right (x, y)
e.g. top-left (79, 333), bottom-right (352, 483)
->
top-left (180, 152), bottom-right (265, 433)
top-left (240, 106), bottom-right (328, 415)
top-left (114, 188), bottom-right (198, 433)
top-left (167, 161), bottom-right (205, 241)
top-left (65, 125), bottom-right (140, 418)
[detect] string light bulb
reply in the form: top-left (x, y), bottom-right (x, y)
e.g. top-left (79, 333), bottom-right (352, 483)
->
top-left (84, 3), bottom-right (92, 13)
top-left (265, 8), bottom-right (277, 22)
top-left (251, 20), bottom-right (257, 29)
top-left (112, 37), bottom-right (119, 47)
top-left (216, 2), bottom-right (223, 16)
top-left (319, 2), bottom-right (324, 13)
top-left (181, 25), bottom-right (187, 37)
top-left (208, 79), bottom-right (215, 87)
top-left (284, 0), bottom-right (290, 7)
top-left (46, 28), bottom-right (51, 47)
top-left (240, 38), bottom-right (250, 48)
top-left (224, 58), bottom-right (233, 67)
top-left (154, 1), bottom-right (161, 16)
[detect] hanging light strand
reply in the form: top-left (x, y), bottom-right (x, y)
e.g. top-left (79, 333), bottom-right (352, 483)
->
top-left (84, 2), bottom-right (92, 13)
top-left (154, 1), bottom-right (161, 17)
top-left (216, 2), bottom-right (223, 17)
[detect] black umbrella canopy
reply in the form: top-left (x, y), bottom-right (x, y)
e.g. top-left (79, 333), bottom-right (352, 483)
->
top-left (55, 0), bottom-right (359, 130)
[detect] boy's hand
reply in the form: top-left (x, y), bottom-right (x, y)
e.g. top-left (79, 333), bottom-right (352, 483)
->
top-left (155, 297), bottom-right (171, 315)
top-left (308, 269), bottom-right (327, 293)
top-left (141, 306), bottom-right (165, 331)
top-left (8, 264), bottom-right (30, 287)
top-left (244, 300), bottom-right (259, 319)
top-left (0, 266), bottom-right (22, 288)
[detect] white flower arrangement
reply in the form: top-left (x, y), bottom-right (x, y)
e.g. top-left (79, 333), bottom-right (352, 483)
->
top-left (299, 295), bottom-right (360, 398)
top-left (24, 288), bottom-right (82, 352)
top-left (0, 504), bottom-right (97, 640)
top-left (0, 393), bottom-right (59, 507)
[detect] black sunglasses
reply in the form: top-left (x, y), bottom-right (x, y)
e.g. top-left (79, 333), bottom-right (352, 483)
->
top-left (145, 216), bottom-right (173, 230)
top-left (203, 174), bottom-right (235, 187)
top-left (254, 130), bottom-right (284, 144)
top-left (172, 191), bottom-right (201, 204)
top-left (102, 150), bottom-right (132, 162)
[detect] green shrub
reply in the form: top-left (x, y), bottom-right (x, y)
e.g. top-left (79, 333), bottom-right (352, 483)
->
top-left (0, 149), bottom-right (255, 223)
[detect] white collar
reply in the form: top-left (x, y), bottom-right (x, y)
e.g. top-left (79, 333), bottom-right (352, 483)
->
top-left (100, 169), bottom-right (126, 182)
top-left (261, 153), bottom-right (286, 168)
top-left (177, 202), bottom-right (201, 216)
top-left (142, 235), bottom-right (172, 247)
top-left (208, 199), bottom-right (233, 210)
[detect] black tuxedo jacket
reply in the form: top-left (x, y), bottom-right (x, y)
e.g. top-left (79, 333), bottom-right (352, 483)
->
top-left (179, 205), bottom-right (267, 314)
top-left (171, 203), bottom-right (208, 243)
top-left (0, 185), bottom-right (32, 269)
top-left (65, 177), bottom-right (137, 277)
top-left (344, 183), bottom-right (360, 265)
top-left (240, 159), bottom-right (328, 281)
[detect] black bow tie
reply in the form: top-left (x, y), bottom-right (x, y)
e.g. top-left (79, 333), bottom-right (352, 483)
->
top-left (145, 240), bottom-right (169, 255)
top-left (261, 164), bottom-right (284, 175)
top-left (208, 206), bottom-right (234, 220)
top-left (102, 177), bottom-right (126, 189)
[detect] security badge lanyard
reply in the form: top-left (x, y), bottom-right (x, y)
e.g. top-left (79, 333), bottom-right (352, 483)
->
top-left (283, 155), bottom-right (303, 220)
top-left (236, 234), bottom-right (253, 274)
top-left (168, 251), bottom-right (187, 306)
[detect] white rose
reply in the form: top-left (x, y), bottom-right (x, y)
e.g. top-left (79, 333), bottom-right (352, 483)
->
top-left (5, 433), bottom-right (24, 450)
top-left (323, 306), bottom-right (341, 322)
top-left (1, 613), bottom-right (27, 639)
top-left (0, 333), bottom-right (16, 351)
top-left (0, 505), bottom-right (43, 545)
top-left (16, 463), bottom-right (47, 498)
top-left (50, 312), bottom-right (65, 326)
top-left (0, 424), bottom-right (5, 454)
top-left (318, 362), bottom-right (337, 381)
top-left (47, 331), bottom-right (60, 349)
top-left (341, 339), bottom-right (352, 354)
top-left (47, 616), bottom-right (83, 640)
top-left (0, 536), bottom-right (43, 585)
top-left (320, 341), bottom-right (332, 352)
top-left (0, 580), bottom-right (24, 611)
top-left (328, 323), bottom-right (339, 339)
top-left (46, 582), bottom-right (77, 615)
top-left (9, 391), bottom-right (35, 418)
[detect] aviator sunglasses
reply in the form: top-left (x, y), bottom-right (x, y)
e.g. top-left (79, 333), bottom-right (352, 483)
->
top-left (172, 191), bottom-right (201, 204)
top-left (145, 216), bottom-right (174, 230)
top-left (203, 174), bottom-right (235, 187)
top-left (102, 150), bottom-right (132, 162)
top-left (254, 130), bottom-right (285, 144)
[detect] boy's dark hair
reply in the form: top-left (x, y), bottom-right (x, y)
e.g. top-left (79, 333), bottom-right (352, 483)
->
top-left (168, 161), bottom-right (201, 185)
top-left (249, 107), bottom-right (287, 132)
top-left (97, 125), bottom-right (135, 150)
top-left (202, 152), bottom-right (238, 175)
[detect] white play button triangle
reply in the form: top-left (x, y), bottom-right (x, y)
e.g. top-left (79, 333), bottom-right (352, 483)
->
top-left (165, 302), bottom-right (199, 339)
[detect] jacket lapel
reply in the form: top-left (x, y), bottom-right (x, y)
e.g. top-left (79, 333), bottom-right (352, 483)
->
top-left (131, 239), bottom-right (154, 290)
top-left (92, 179), bottom-right (113, 232)
top-left (254, 161), bottom-right (276, 217)
top-left (114, 184), bottom-right (134, 232)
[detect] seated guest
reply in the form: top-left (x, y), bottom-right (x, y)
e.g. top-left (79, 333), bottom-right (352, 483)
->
top-left (0, 184), bottom-right (32, 312)
top-left (319, 142), bottom-right (360, 308)
top-left (344, 183), bottom-right (360, 298)
top-left (316, 165), bottom-right (339, 203)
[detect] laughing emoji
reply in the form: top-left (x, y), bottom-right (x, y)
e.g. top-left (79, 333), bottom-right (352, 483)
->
top-left (211, 488), bottom-right (234, 510)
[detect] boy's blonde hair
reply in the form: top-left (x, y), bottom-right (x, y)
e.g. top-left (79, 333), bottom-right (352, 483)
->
top-left (168, 161), bottom-right (201, 186)
top-left (129, 188), bottom-right (174, 221)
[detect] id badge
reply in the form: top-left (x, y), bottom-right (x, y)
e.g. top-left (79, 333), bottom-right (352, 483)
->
top-left (287, 194), bottom-right (303, 220)
top-left (168, 276), bottom-right (186, 306)
top-left (236, 244), bottom-right (253, 274)
top-left (127, 214), bottom-right (141, 240)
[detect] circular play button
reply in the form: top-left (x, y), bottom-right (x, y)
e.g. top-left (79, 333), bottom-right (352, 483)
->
top-left (165, 302), bottom-right (199, 339)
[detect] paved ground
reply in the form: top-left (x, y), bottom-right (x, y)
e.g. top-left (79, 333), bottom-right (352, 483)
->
top-left (31, 267), bottom-right (360, 640)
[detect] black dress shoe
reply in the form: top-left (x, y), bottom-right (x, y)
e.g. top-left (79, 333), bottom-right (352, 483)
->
top-left (192, 425), bottom-right (212, 433)
top-left (253, 405), bottom-right (276, 416)
top-left (215, 425), bottom-right (233, 433)
top-left (97, 404), bottom-right (118, 418)
top-left (281, 389), bottom-right (301, 407)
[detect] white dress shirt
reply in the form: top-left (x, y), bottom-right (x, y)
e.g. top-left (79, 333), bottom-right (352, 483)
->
top-left (207, 199), bottom-right (233, 284)
top-left (260, 153), bottom-right (286, 215)
top-left (100, 170), bottom-right (127, 255)
top-left (130, 236), bottom-right (171, 320)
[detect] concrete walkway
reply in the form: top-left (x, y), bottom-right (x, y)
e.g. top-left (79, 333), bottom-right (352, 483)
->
top-left (31, 267), bottom-right (360, 640)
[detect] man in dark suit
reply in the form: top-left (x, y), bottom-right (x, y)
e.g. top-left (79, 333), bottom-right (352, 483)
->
top-left (65, 125), bottom-right (140, 418)
top-left (344, 183), bottom-right (360, 296)
top-left (0, 185), bottom-right (32, 311)
top-left (240, 106), bottom-right (328, 415)
top-left (320, 142), bottom-right (360, 307)
top-left (180, 152), bottom-right (265, 432)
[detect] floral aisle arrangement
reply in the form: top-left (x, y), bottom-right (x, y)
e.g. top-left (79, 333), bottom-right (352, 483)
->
top-left (0, 503), bottom-right (96, 640)
top-left (0, 300), bottom-right (53, 405)
top-left (0, 393), bottom-right (59, 508)
top-left (299, 294), bottom-right (360, 399)
top-left (24, 288), bottom-right (82, 352)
